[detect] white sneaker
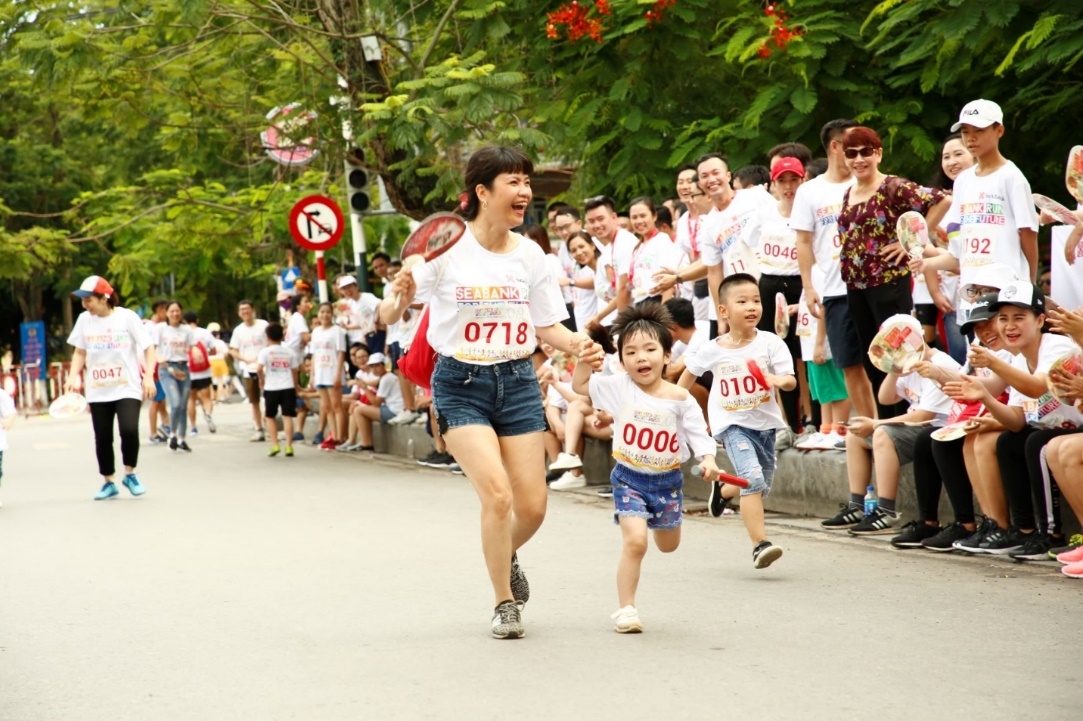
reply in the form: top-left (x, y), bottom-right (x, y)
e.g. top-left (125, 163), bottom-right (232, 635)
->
top-left (387, 410), bottom-right (421, 425)
top-left (336, 442), bottom-right (361, 452)
top-left (819, 430), bottom-right (845, 450)
top-left (795, 432), bottom-right (827, 451)
top-left (549, 471), bottom-right (587, 490)
top-left (611, 605), bottom-right (643, 633)
top-left (250, 430), bottom-right (265, 442)
top-left (548, 452), bottom-right (583, 471)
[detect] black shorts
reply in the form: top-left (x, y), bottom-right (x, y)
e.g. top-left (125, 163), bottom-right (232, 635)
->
top-left (823, 295), bottom-right (863, 369)
top-left (264, 388), bottom-right (297, 418)
top-left (190, 377), bottom-right (212, 391)
top-left (914, 303), bottom-right (938, 327)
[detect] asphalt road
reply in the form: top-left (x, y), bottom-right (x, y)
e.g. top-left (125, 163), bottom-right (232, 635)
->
top-left (1, 403), bottom-right (1080, 721)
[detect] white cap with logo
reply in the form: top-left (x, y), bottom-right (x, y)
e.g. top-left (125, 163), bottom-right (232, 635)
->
top-left (951, 99), bottom-right (1004, 132)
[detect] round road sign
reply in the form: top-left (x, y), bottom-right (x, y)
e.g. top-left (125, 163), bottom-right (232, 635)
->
top-left (289, 195), bottom-right (345, 251)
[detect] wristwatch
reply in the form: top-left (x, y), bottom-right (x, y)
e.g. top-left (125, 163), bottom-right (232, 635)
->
top-left (675, 273), bottom-right (682, 284)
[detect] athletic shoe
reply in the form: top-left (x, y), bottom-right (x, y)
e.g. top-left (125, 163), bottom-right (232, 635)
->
top-left (548, 452), bottom-right (584, 471)
top-left (752, 541), bottom-right (783, 569)
top-left (1008, 532), bottom-right (1056, 562)
top-left (356, 445), bottom-right (375, 452)
top-left (311, 432), bottom-right (323, 445)
top-left (94, 482), bottom-right (119, 501)
top-left (821, 430), bottom-right (846, 449)
top-left (491, 600), bottom-right (524, 639)
top-left (284, 446), bottom-right (294, 457)
top-left (190, 427), bottom-right (199, 436)
top-left (549, 472), bottom-right (587, 490)
top-left (977, 525), bottom-right (1028, 555)
top-left (545, 468), bottom-right (564, 483)
top-left (449, 463), bottom-right (464, 475)
top-left (921, 522), bottom-right (973, 552)
top-left (418, 450), bottom-right (454, 468)
top-left (204, 411), bottom-right (216, 433)
top-left (320, 438), bottom-right (338, 451)
top-left (336, 442), bottom-right (362, 452)
top-left (387, 409), bottom-right (421, 425)
top-left (952, 518), bottom-right (998, 554)
top-left (413, 415), bottom-right (427, 426)
top-left (510, 553), bottom-right (530, 608)
top-left (1061, 561), bottom-right (1083, 579)
top-left (250, 430), bottom-right (265, 442)
top-left (169, 436), bottom-right (178, 451)
top-left (268, 445), bottom-right (281, 457)
top-left (596, 487), bottom-right (613, 498)
top-left (160, 424), bottom-right (171, 436)
top-left (1056, 545), bottom-right (1083, 564)
top-left (1049, 534), bottom-right (1083, 560)
top-left (795, 432), bottom-right (828, 451)
top-left (849, 508), bottom-right (901, 536)
top-left (122, 473), bottom-right (145, 496)
top-left (292, 432), bottom-right (305, 442)
top-left (891, 521), bottom-right (941, 548)
top-left (149, 435), bottom-right (166, 445)
top-left (708, 482), bottom-right (729, 518)
top-left (774, 426), bottom-right (795, 451)
top-left (611, 606), bottom-right (643, 634)
top-left (178, 440), bottom-right (192, 452)
top-left (821, 504), bottom-right (864, 530)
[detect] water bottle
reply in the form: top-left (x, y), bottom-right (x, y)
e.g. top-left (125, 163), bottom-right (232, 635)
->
top-left (406, 438), bottom-right (415, 460)
top-left (864, 485), bottom-right (878, 516)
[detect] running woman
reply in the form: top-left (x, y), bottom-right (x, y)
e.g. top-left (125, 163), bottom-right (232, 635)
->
top-left (65, 276), bottom-right (156, 500)
top-left (155, 301), bottom-right (196, 451)
top-left (380, 145), bottom-right (603, 640)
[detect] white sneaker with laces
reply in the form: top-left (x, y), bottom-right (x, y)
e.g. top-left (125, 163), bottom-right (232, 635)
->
top-left (611, 605), bottom-right (643, 633)
top-left (387, 410), bottom-right (420, 425)
top-left (549, 471), bottom-right (587, 490)
top-left (548, 452), bottom-right (583, 471)
top-left (795, 432), bottom-right (826, 451)
top-left (820, 430), bottom-right (845, 450)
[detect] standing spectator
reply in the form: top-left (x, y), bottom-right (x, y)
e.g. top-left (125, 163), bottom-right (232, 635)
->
top-left (228, 300), bottom-right (269, 441)
top-left (310, 302), bottom-right (347, 448)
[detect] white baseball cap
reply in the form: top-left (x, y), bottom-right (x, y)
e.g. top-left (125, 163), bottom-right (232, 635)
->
top-left (336, 275), bottom-right (357, 289)
top-left (961, 263), bottom-right (1019, 295)
top-left (367, 352), bottom-right (386, 365)
top-left (951, 99), bottom-right (1004, 132)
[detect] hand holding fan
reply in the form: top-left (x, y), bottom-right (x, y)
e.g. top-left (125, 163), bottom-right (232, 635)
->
top-left (774, 292), bottom-right (790, 337)
top-left (393, 212), bottom-right (468, 304)
top-left (867, 316), bottom-right (925, 375)
top-left (49, 392), bottom-right (88, 418)
top-left (1047, 349), bottom-right (1083, 405)
top-left (896, 211), bottom-right (929, 260)
top-left (931, 420), bottom-right (981, 442)
top-left (1066, 145), bottom-right (1083, 203)
top-left (1032, 193), bottom-right (1080, 226)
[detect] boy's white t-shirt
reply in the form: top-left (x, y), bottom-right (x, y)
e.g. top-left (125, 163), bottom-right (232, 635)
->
top-left (67, 308), bottom-right (154, 404)
top-left (946, 162), bottom-right (1039, 288)
top-left (189, 326), bottom-right (216, 381)
top-left (1007, 334), bottom-right (1083, 429)
top-left (893, 351), bottom-right (961, 425)
top-left (155, 323), bottom-right (193, 363)
top-left (229, 319), bottom-right (269, 375)
top-left (572, 265), bottom-right (599, 332)
top-left (256, 345), bottom-right (298, 392)
top-left (588, 373), bottom-right (715, 473)
top-left (684, 330), bottom-right (794, 434)
top-left (284, 311), bottom-right (310, 358)
top-left (628, 232), bottom-right (681, 302)
top-left (699, 190), bottom-right (773, 277)
top-left (746, 204), bottom-right (800, 276)
top-left (0, 388), bottom-right (16, 452)
top-left (796, 286), bottom-right (832, 362)
top-left (309, 324), bottom-right (347, 386)
top-left (412, 229), bottom-right (567, 364)
top-left (376, 372), bottom-right (405, 415)
top-left (789, 176), bottom-right (855, 299)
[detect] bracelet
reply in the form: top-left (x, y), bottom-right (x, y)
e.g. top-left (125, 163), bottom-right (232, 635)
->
top-left (675, 273), bottom-right (682, 284)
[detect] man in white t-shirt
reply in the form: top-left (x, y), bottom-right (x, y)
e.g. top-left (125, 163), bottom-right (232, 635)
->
top-left (584, 195), bottom-right (638, 328)
top-left (228, 300), bottom-right (270, 441)
top-left (552, 206), bottom-right (582, 319)
top-left (334, 275), bottom-right (382, 352)
top-left (792, 119), bottom-right (876, 419)
top-left (346, 353), bottom-right (406, 452)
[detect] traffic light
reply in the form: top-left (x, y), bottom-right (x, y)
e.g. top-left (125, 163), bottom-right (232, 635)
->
top-left (344, 149), bottom-right (371, 214)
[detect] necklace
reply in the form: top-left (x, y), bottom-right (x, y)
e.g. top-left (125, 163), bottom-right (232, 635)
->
top-left (724, 332), bottom-right (755, 346)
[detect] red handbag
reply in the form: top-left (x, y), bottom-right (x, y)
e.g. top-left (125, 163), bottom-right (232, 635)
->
top-left (398, 307), bottom-right (435, 390)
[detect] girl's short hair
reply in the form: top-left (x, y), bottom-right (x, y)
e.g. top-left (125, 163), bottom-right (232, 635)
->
top-left (610, 302), bottom-right (674, 357)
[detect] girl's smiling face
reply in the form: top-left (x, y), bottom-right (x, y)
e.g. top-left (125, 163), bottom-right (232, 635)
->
top-left (997, 307), bottom-right (1042, 350)
top-left (619, 329), bottom-right (669, 388)
top-left (941, 137), bottom-right (974, 182)
top-left (629, 202), bottom-right (657, 237)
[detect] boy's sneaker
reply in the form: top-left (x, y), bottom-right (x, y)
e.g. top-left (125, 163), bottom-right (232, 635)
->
top-left (549, 472), bottom-right (586, 490)
top-left (510, 553), bottom-right (529, 608)
top-left (268, 445), bottom-right (281, 457)
top-left (977, 525), bottom-right (1028, 555)
top-left (774, 426), bottom-right (795, 451)
top-left (149, 434), bottom-right (166, 445)
top-left (1008, 532), bottom-right (1056, 562)
top-left (795, 432), bottom-right (827, 451)
top-left (891, 521), bottom-right (941, 548)
top-left (708, 481), bottom-right (729, 518)
top-left (611, 605), bottom-right (643, 634)
top-left (1049, 533), bottom-right (1083, 560)
top-left (387, 409), bottom-right (421, 425)
top-left (250, 430), bottom-right (265, 442)
top-left (752, 541), bottom-right (783, 569)
top-left (94, 482), bottom-right (119, 501)
top-left (284, 446), bottom-right (294, 457)
top-left (848, 508), bottom-right (901, 536)
top-left (548, 452), bottom-right (583, 471)
top-left (921, 522), bottom-right (973, 552)
top-left (821, 504), bottom-right (864, 530)
top-left (292, 431), bottom-right (305, 442)
top-left (336, 442), bottom-right (362, 452)
top-left (418, 450), bottom-right (454, 468)
top-left (311, 432), bottom-right (324, 445)
top-left (596, 487), bottom-right (613, 498)
top-left (952, 517), bottom-right (997, 554)
top-left (491, 600), bottom-right (524, 639)
top-left (122, 473), bottom-right (145, 496)
top-left (169, 436), bottom-right (179, 451)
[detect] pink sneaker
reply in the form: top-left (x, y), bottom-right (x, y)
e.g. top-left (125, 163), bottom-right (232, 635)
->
top-left (1056, 545), bottom-right (1083, 564)
top-left (1060, 560), bottom-right (1083, 579)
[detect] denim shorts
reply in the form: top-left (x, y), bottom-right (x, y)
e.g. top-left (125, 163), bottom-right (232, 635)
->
top-left (611, 463), bottom-right (684, 530)
top-left (432, 355), bottom-right (547, 437)
top-left (716, 425), bottom-right (777, 497)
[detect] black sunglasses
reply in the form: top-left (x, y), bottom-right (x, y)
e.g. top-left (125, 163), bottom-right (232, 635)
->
top-left (843, 147), bottom-right (878, 159)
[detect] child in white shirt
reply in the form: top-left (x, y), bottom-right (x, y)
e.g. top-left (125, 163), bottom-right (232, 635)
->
top-left (254, 322), bottom-right (299, 457)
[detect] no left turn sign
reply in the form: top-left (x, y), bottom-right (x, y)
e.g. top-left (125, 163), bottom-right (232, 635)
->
top-left (289, 195), bottom-right (345, 251)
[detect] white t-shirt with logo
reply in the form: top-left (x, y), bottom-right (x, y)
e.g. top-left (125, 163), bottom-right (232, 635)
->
top-left (1007, 334), bottom-right (1083, 429)
top-left (412, 229), bottom-right (567, 365)
top-left (67, 307), bottom-right (154, 404)
top-left (188, 326), bottom-right (216, 381)
top-left (790, 176), bottom-right (856, 299)
top-left (796, 285), bottom-right (831, 362)
top-left (699, 190), bottom-right (774, 276)
top-left (684, 330), bottom-right (794, 435)
top-left (309, 324), bottom-right (347, 386)
top-left (256, 344), bottom-right (298, 392)
top-left (946, 162), bottom-right (1039, 288)
top-left (284, 311), bottom-right (310, 359)
top-left (893, 351), bottom-right (960, 425)
top-left (588, 373), bottom-right (715, 473)
top-left (155, 323), bottom-right (193, 363)
top-left (229, 319), bottom-right (269, 375)
top-left (628, 233), bottom-right (681, 302)
top-left (376, 372), bottom-right (405, 415)
top-left (746, 204), bottom-right (800, 277)
top-left (337, 293), bottom-right (381, 346)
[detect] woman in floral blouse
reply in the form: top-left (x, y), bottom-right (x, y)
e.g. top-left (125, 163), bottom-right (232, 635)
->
top-left (837, 126), bottom-right (952, 417)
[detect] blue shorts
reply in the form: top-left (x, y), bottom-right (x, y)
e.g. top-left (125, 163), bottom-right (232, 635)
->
top-left (611, 464), bottom-right (684, 530)
top-left (379, 404), bottom-right (395, 423)
top-left (432, 355), bottom-right (546, 437)
top-left (153, 379), bottom-right (165, 403)
top-left (716, 426), bottom-right (777, 497)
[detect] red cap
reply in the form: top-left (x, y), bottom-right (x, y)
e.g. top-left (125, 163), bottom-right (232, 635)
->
top-left (770, 157), bottom-right (806, 181)
top-left (72, 275), bottom-right (114, 299)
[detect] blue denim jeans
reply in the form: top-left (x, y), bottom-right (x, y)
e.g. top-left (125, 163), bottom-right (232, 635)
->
top-left (610, 463), bottom-right (684, 530)
top-left (716, 426), bottom-right (777, 497)
top-left (432, 355), bottom-right (546, 437)
top-left (159, 362), bottom-right (191, 438)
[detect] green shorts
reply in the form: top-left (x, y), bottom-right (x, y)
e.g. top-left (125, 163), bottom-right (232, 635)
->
top-left (806, 360), bottom-right (848, 404)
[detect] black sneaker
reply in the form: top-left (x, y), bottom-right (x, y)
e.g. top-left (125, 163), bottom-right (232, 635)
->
top-left (955, 519), bottom-right (1000, 554)
top-left (1008, 532), bottom-right (1056, 562)
top-left (169, 436), bottom-right (178, 451)
top-left (848, 508), bottom-right (901, 536)
top-left (752, 541), bottom-right (783, 569)
top-left (977, 525), bottom-right (1028, 555)
top-left (921, 522), bottom-right (974, 552)
top-left (491, 600), bottom-right (524, 639)
top-left (891, 521), bottom-right (941, 548)
top-left (821, 504), bottom-right (864, 530)
top-left (510, 553), bottom-right (530, 608)
top-left (178, 440), bottom-right (192, 452)
top-left (418, 451), bottom-right (454, 468)
top-left (708, 482), bottom-right (729, 518)
top-left (1047, 533), bottom-right (1083, 560)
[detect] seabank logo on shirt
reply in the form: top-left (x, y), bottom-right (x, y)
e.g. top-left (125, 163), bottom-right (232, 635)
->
top-left (959, 192), bottom-right (1006, 226)
top-left (456, 286), bottom-right (525, 302)
top-left (815, 203), bottom-right (843, 227)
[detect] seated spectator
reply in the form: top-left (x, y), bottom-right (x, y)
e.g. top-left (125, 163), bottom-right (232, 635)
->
top-left (344, 352), bottom-right (404, 452)
top-left (295, 354), bottom-right (319, 441)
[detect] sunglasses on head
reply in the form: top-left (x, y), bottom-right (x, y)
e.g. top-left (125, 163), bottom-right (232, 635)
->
top-left (843, 147), bottom-right (878, 159)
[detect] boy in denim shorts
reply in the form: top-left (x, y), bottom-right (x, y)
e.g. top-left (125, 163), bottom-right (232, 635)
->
top-left (681, 273), bottom-right (797, 569)
top-left (573, 304), bottom-right (719, 634)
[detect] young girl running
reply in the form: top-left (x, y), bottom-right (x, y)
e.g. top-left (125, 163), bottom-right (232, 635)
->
top-left (572, 303), bottom-right (719, 633)
top-left (309, 303), bottom-right (347, 448)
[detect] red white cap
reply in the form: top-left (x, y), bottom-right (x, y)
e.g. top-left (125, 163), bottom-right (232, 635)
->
top-left (770, 157), bottom-right (806, 181)
top-left (72, 275), bottom-right (114, 299)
